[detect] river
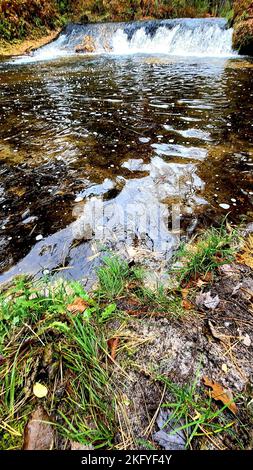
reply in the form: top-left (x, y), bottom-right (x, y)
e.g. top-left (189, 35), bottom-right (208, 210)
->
top-left (0, 18), bottom-right (252, 284)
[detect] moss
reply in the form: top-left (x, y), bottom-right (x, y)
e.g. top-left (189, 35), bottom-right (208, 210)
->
top-left (233, 19), bottom-right (253, 55)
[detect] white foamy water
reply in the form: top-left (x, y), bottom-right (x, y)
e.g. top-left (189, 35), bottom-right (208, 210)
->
top-left (11, 18), bottom-right (237, 64)
top-left (111, 24), bottom-right (234, 57)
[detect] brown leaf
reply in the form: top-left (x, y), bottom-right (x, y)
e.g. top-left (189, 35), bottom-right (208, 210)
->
top-left (201, 272), bottom-right (213, 283)
top-left (181, 299), bottom-right (194, 310)
top-left (23, 406), bottom-right (54, 450)
top-left (208, 320), bottom-right (230, 345)
top-left (196, 278), bottom-right (206, 288)
top-left (181, 288), bottom-right (189, 300)
top-left (108, 337), bottom-right (120, 361)
top-left (203, 376), bottom-right (238, 415)
top-left (67, 298), bottom-right (89, 314)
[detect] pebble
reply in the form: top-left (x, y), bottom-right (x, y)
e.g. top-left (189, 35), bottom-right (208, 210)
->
top-left (36, 234), bottom-right (43, 241)
top-left (219, 203), bottom-right (230, 210)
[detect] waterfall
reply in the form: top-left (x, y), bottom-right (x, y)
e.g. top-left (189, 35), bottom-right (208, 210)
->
top-left (21, 18), bottom-right (236, 62)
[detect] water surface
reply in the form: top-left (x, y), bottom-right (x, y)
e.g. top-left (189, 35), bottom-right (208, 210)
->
top-left (0, 52), bottom-right (252, 282)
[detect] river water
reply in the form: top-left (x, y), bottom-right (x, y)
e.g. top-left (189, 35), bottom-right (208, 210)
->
top-left (0, 19), bottom-right (252, 283)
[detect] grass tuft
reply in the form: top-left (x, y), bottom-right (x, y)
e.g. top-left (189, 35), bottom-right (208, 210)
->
top-left (157, 373), bottom-right (242, 449)
top-left (96, 255), bottom-right (143, 301)
top-left (172, 224), bottom-right (239, 283)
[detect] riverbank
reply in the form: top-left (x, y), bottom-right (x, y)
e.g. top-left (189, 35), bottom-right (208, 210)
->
top-left (0, 30), bottom-right (60, 57)
top-left (0, 223), bottom-right (252, 450)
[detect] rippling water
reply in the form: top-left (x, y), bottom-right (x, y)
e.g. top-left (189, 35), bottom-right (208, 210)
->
top-left (0, 54), bottom-right (252, 282)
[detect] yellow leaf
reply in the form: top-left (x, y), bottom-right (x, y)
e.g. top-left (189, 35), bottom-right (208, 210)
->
top-left (33, 383), bottom-right (48, 398)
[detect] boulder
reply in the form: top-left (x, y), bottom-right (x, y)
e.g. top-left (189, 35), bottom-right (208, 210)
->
top-left (75, 35), bottom-right (96, 54)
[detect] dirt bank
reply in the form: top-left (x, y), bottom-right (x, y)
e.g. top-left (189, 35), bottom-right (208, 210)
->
top-left (0, 30), bottom-right (60, 58)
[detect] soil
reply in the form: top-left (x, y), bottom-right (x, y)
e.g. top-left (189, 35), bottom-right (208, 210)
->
top-left (110, 259), bottom-right (253, 449)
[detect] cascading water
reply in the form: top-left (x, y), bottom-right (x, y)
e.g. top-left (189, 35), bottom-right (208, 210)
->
top-left (23, 18), bottom-right (235, 62)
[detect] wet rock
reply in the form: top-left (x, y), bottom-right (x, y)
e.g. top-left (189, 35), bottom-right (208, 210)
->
top-left (23, 406), bottom-right (54, 450)
top-left (75, 35), bottom-right (96, 54)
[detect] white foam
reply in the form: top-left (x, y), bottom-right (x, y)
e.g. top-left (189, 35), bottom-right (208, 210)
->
top-left (111, 24), bottom-right (235, 58)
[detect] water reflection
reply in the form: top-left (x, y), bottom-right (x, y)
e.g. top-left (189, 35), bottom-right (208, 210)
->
top-left (0, 55), bottom-right (252, 281)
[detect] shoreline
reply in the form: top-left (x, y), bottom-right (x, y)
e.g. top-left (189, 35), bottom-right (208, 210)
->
top-left (0, 30), bottom-right (61, 58)
top-left (0, 223), bottom-right (252, 450)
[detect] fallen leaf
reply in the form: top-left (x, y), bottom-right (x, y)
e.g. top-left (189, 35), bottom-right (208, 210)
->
top-left (23, 406), bottom-right (54, 450)
top-left (218, 264), bottom-right (238, 277)
top-left (203, 376), bottom-right (237, 414)
top-left (236, 235), bottom-right (253, 269)
top-left (108, 337), bottom-right (120, 361)
top-left (196, 278), bottom-right (206, 288)
top-left (33, 382), bottom-right (48, 398)
top-left (67, 298), bottom-right (89, 314)
top-left (201, 272), bottom-right (213, 283)
top-left (181, 299), bottom-right (194, 310)
top-left (181, 288), bottom-right (189, 300)
top-left (153, 409), bottom-right (186, 450)
top-left (195, 291), bottom-right (220, 310)
top-left (208, 320), bottom-right (230, 345)
top-left (240, 333), bottom-right (251, 347)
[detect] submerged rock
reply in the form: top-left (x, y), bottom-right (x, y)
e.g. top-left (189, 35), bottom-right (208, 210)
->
top-left (75, 35), bottom-right (96, 53)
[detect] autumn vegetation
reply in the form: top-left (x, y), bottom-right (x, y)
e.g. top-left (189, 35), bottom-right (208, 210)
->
top-left (0, 1), bottom-right (233, 42)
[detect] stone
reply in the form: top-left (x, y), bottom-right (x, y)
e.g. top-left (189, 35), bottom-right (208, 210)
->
top-left (23, 407), bottom-right (54, 450)
top-left (75, 35), bottom-right (96, 54)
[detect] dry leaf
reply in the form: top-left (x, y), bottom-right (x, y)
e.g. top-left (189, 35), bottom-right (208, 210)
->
top-left (67, 298), bottom-right (89, 314)
top-left (33, 382), bottom-right (48, 398)
top-left (196, 291), bottom-right (220, 310)
top-left (208, 320), bottom-right (230, 345)
top-left (240, 333), bottom-right (251, 347)
top-left (23, 406), bottom-right (54, 450)
top-left (108, 337), bottom-right (120, 361)
top-left (181, 288), bottom-right (189, 300)
top-left (237, 234), bottom-right (253, 269)
top-left (203, 376), bottom-right (237, 414)
top-left (201, 272), bottom-right (213, 283)
top-left (181, 299), bottom-right (194, 310)
top-left (196, 278), bottom-right (206, 288)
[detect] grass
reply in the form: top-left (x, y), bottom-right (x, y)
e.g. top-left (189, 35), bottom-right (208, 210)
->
top-left (134, 285), bottom-right (186, 317)
top-left (0, 277), bottom-right (116, 449)
top-left (171, 223), bottom-right (239, 283)
top-left (157, 373), bottom-right (242, 450)
top-left (0, 224), bottom-right (246, 449)
top-left (96, 255), bottom-right (144, 301)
